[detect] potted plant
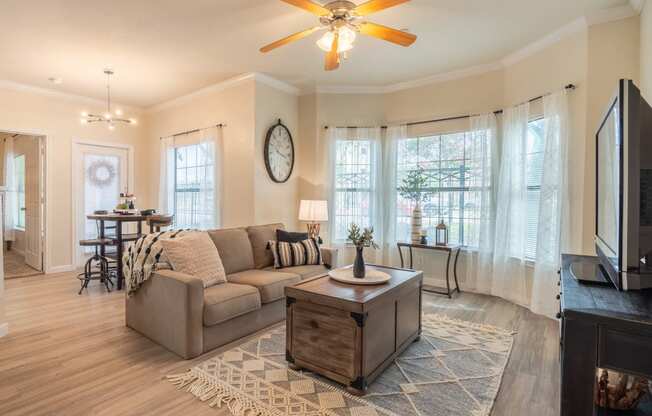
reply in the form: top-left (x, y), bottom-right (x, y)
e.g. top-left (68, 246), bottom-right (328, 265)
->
top-left (398, 166), bottom-right (434, 244)
top-left (347, 224), bottom-right (379, 278)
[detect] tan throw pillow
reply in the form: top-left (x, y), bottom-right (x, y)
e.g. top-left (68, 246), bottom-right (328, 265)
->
top-left (160, 232), bottom-right (226, 288)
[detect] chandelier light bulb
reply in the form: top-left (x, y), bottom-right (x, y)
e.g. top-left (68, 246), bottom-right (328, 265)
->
top-left (81, 111), bottom-right (88, 117)
top-left (108, 123), bottom-right (115, 131)
top-left (129, 118), bottom-right (137, 125)
top-left (317, 27), bottom-right (356, 53)
top-left (115, 108), bottom-right (123, 116)
top-left (80, 118), bottom-right (88, 125)
top-left (104, 112), bottom-right (112, 120)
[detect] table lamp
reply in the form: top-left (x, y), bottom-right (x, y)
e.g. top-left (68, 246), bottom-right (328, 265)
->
top-left (299, 200), bottom-right (328, 240)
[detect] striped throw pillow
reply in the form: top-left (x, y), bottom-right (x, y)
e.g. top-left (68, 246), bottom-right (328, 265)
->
top-left (268, 238), bottom-right (321, 268)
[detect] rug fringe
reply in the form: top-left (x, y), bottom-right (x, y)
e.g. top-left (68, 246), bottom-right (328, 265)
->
top-left (167, 369), bottom-right (281, 416)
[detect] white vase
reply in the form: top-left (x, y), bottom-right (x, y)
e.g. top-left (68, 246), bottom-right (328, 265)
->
top-left (411, 203), bottom-right (422, 244)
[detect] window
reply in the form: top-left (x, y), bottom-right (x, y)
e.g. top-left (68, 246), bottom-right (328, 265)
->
top-left (525, 118), bottom-right (545, 259)
top-left (395, 131), bottom-right (490, 247)
top-left (172, 143), bottom-right (215, 229)
top-left (333, 139), bottom-right (375, 241)
top-left (15, 154), bottom-right (25, 229)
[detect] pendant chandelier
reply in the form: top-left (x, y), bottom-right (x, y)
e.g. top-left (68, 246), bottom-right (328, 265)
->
top-left (80, 69), bottom-right (136, 130)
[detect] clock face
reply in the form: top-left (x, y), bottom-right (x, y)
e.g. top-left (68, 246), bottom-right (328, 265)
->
top-left (264, 122), bottom-right (294, 183)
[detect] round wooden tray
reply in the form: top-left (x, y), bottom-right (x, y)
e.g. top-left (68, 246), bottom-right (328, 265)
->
top-left (328, 267), bottom-right (391, 285)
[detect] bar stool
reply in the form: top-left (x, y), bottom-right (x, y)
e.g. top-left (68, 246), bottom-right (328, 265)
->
top-left (147, 215), bottom-right (174, 233)
top-left (77, 238), bottom-right (115, 295)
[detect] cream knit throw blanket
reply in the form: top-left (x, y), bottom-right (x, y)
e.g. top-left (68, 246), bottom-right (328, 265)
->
top-left (123, 229), bottom-right (195, 296)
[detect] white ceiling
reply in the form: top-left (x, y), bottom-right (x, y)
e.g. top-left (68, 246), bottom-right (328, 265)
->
top-left (0, 0), bottom-right (631, 107)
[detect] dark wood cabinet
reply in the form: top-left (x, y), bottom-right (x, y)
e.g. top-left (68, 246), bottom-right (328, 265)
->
top-left (560, 254), bottom-right (652, 416)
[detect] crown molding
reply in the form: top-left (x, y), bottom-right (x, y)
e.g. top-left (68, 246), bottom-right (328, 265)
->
top-left (585, 4), bottom-right (638, 25)
top-left (254, 73), bottom-right (300, 96)
top-left (0, 80), bottom-right (140, 112)
top-left (501, 17), bottom-right (587, 67)
top-left (630, 0), bottom-right (645, 14)
top-left (147, 72), bottom-right (299, 113)
top-left (384, 62), bottom-right (504, 93)
top-left (147, 73), bottom-right (256, 113)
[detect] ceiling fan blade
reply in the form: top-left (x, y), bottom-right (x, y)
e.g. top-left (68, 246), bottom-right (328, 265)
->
top-left (354, 0), bottom-right (410, 16)
top-left (260, 26), bottom-right (323, 53)
top-left (325, 32), bottom-right (340, 71)
top-left (281, 0), bottom-right (331, 16)
top-left (358, 22), bottom-right (417, 46)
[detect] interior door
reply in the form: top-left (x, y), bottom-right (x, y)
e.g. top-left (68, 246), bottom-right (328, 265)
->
top-left (24, 137), bottom-right (43, 270)
top-left (74, 144), bottom-right (129, 266)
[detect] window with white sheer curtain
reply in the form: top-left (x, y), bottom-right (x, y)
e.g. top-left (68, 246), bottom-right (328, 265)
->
top-left (329, 127), bottom-right (382, 243)
top-left (333, 139), bottom-right (374, 241)
top-left (394, 131), bottom-right (492, 248)
top-left (170, 142), bottom-right (215, 229)
top-left (525, 118), bottom-right (545, 259)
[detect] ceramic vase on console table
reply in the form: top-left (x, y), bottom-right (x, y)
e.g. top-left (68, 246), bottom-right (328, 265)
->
top-left (411, 202), bottom-right (423, 245)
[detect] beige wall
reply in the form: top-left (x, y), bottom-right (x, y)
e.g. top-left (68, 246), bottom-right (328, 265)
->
top-left (254, 83), bottom-right (300, 230)
top-left (642, 1), bottom-right (652, 99)
top-left (145, 79), bottom-right (300, 230)
top-left (0, 87), bottom-right (147, 272)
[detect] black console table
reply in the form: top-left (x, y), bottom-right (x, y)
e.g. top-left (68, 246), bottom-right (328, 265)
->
top-left (397, 242), bottom-right (462, 298)
top-left (560, 254), bottom-right (652, 416)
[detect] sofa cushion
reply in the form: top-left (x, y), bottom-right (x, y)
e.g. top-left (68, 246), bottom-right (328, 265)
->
top-left (208, 228), bottom-right (255, 274)
top-left (203, 283), bottom-right (261, 326)
top-left (272, 264), bottom-right (329, 280)
top-left (160, 232), bottom-right (227, 288)
top-left (246, 223), bottom-right (285, 269)
top-left (227, 269), bottom-right (300, 304)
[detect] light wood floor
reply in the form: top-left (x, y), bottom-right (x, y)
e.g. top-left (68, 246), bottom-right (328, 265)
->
top-left (0, 272), bottom-right (560, 416)
top-left (3, 249), bottom-right (42, 279)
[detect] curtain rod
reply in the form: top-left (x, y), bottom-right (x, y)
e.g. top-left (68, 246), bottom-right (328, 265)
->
top-left (160, 123), bottom-right (226, 140)
top-left (323, 84), bottom-right (576, 130)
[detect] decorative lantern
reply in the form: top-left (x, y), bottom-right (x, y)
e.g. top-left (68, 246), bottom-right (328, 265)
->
top-left (435, 220), bottom-right (448, 246)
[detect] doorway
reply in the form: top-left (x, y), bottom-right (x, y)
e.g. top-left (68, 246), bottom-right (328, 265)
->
top-left (1, 132), bottom-right (45, 279)
top-left (72, 142), bottom-right (132, 268)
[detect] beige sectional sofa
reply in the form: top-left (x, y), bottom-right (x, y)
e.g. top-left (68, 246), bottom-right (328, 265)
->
top-left (126, 223), bottom-right (337, 359)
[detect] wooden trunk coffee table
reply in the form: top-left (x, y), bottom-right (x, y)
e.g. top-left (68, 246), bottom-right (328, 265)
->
top-left (285, 265), bottom-right (423, 395)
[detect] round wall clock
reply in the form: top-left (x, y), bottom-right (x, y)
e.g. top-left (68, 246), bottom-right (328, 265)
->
top-left (264, 119), bottom-right (295, 183)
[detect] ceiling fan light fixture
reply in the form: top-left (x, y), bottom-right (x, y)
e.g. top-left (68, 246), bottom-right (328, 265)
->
top-left (316, 26), bottom-right (356, 52)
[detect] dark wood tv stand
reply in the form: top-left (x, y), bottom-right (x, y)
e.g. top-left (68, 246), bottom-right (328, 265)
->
top-left (560, 254), bottom-right (652, 415)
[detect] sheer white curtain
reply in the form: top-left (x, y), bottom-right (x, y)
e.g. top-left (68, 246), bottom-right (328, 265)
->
top-left (531, 90), bottom-right (570, 317)
top-left (382, 125), bottom-right (407, 263)
top-left (158, 136), bottom-right (175, 216)
top-left (158, 126), bottom-right (222, 230)
top-left (492, 102), bottom-right (531, 306)
top-left (465, 114), bottom-right (499, 292)
top-left (326, 127), bottom-right (383, 246)
top-left (4, 136), bottom-right (16, 242)
top-left (490, 91), bottom-right (570, 316)
top-left (198, 126), bottom-right (222, 229)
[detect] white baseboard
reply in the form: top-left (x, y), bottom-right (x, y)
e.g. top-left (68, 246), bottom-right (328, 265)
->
top-left (0, 323), bottom-right (8, 338)
top-left (47, 264), bottom-right (75, 274)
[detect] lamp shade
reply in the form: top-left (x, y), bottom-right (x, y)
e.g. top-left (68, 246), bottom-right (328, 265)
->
top-left (299, 200), bottom-right (328, 222)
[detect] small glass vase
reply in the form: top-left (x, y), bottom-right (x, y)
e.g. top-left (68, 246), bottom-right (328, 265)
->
top-left (353, 246), bottom-right (365, 278)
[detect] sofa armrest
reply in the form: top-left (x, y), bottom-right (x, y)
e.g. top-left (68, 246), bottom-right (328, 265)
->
top-left (320, 247), bottom-right (339, 269)
top-left (125, 270), bottom-right (204, 359)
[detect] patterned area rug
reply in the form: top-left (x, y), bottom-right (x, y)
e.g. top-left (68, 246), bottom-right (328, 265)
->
top-left (168, 314), bottom-right (515, 416)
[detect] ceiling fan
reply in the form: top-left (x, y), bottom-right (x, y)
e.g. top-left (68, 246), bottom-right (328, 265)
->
top-left (260, 0), bottom-right (417, 71)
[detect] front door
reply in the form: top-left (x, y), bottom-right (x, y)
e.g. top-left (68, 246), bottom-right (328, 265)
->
top-left (74, 143), bottom-right (129, 267)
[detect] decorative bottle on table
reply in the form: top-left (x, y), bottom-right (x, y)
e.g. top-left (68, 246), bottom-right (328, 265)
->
top-left (398, 166), bottom-right (434, 245)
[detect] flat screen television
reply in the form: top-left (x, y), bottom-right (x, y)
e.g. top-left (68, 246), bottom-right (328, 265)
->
top-left (595, 79), bottom-right (652, 290)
